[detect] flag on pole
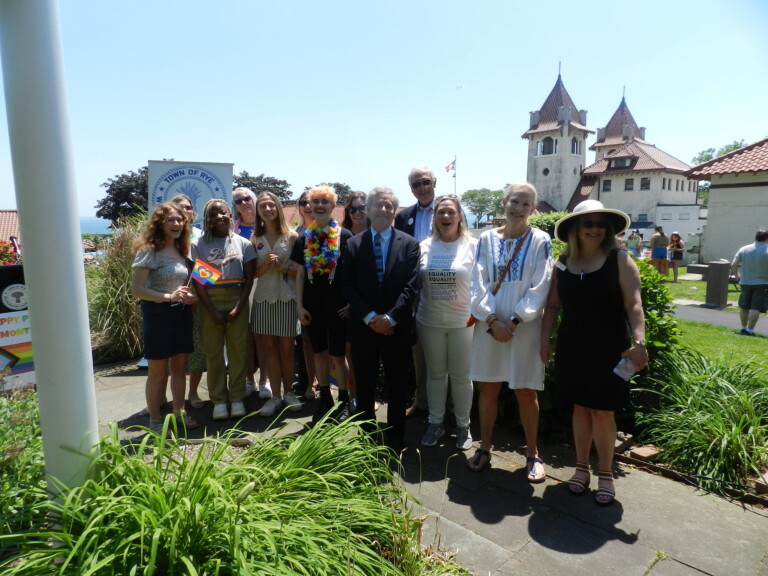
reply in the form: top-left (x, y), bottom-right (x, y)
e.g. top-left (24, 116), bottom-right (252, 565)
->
top-left (191, 259), bottom-right (222, 285)
top-left (445, 159), bottom-right (456, 173)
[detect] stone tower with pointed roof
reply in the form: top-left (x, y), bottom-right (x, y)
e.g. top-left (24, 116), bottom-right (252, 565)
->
top-left (590, 97), bottom-right (647, 163)
top-left (521, 75), bottom-right (593, 211)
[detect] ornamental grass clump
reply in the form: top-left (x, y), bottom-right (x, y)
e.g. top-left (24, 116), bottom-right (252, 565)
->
top-left (635, 347), bottom-right (768, 494)
top-left (0, 416), bottom-right (462, 575)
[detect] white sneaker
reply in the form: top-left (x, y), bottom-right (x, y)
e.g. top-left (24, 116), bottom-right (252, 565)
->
top-left (455, 427), bottom-right (473, 451)
top-left (260, 396), bottom-right (283, 417)
top-left (245, 382), bottom-right (255, 397)
top-left (283, 391), bottom-right (302, 412)
top-left (212, 403), bottom-right (229, 420)
top-left (258, 382), bottom-right (272, 399)
top-left (230, 401), bottom-right (246, 418)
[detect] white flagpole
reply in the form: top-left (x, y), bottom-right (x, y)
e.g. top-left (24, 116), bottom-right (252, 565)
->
top-left (0, 0), bottom-right (99, 490)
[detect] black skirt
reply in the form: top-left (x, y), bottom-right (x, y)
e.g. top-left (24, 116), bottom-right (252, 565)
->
top-left (141, 300), bottom-right (194, 360)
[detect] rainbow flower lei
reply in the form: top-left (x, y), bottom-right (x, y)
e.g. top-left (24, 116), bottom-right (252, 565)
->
top-left (304, 218), bottom-right (340, 282)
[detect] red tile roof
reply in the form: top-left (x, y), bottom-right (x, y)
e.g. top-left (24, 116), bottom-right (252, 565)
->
top-left (684, 138), bottom-right (768, 178)
top-left (522, 75), bottom-right (593, 138)
top-left (567, 177), bottom-right (597, 211)
top-left (589, 97), bottom-right (647, 150)
top-left (583, 141), bottom-right (690, 175)
top-left (0, 210), bottom-right (20, 243)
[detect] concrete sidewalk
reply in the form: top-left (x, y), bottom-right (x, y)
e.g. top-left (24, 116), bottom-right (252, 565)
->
top-left (94, 364), bottom-right (768, 576)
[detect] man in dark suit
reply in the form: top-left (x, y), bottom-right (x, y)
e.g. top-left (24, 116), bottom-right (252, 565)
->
top-left (393, 166), bottom-right (436, 418)
top-left (343, 187), bottom-right (420, 452)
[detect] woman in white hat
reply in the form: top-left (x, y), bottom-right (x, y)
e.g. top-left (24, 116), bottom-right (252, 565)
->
top-left (540, 200), bottom-right (648, 505)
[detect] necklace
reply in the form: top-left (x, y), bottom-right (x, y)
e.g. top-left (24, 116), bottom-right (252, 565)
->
top-left (304, 218), bottom-right (340, 282)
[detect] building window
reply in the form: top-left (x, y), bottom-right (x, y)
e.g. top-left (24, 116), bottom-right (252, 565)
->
top-left (662, 177), bottom-right (666, 189)
top-left (638, 214), bottom-right (648, 221)
top-left (662, 213), bottom-right (672, 220)
top-left (539, 137), bottom-right (555, 155)
top-left (624, 178), bottom-right (634, 191)
top-left (603, 179), bottom-right (612, 192)
top-left (640, 177), bottom-right (651, 190)
top-left (571, 137), bottom-right (580, 154)
top-left (675, 180), bottom-right (680, 191)
top-left (543, 168), bottom-right (550, 176)
top-left (679, 213), bottom-right (690, 220)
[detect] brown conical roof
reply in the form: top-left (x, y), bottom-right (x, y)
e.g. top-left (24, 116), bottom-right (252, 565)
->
top-left (589, 97), bottom-right (647, 150)
top-left (522, 75), bottom-right (592, 138)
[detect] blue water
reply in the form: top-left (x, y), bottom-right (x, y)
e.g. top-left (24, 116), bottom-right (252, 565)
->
top-left (80, 217), bottom-right (113, 235)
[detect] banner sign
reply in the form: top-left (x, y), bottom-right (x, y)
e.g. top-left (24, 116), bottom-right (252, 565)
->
top-left (147, 161), bottom-right (233, 229)
top-left (0, 264), bottom-right (34, 390)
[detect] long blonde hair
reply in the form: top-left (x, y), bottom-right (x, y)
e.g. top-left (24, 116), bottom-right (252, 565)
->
top-left (255, 192), bottom-right (289, 236)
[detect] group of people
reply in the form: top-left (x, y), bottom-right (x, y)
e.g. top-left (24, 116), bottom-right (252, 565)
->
top-left (131, 166), bottom-right (650, 506)
top-left (620, 226), bottom-right (686, 282)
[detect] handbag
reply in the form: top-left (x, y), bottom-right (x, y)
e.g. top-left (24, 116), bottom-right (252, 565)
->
top-left (467, 226), bottom-right (532, 327)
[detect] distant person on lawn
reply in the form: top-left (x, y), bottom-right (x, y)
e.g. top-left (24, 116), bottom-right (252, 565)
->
top-left (731, 228), bottom-right (768, 335)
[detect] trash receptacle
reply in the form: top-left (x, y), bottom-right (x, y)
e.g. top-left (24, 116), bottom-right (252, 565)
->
top-left (704, 261), bottom-right (730, 309)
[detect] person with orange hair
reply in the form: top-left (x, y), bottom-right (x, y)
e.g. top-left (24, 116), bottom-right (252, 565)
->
top-left (291, 185), bottom-right (353, 424)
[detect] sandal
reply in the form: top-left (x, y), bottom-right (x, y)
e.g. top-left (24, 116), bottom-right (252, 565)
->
top-left (568, 463), bottom-right (591, 495)
top-left (467, 448), bottom-right (491, 472)
top-left (595, 471), bottom-right (616, 505)
top-left (304, 386), bottom-right (317, 401)
top-left (174, 411), bottom-right (200, 430)
top-left (526, 457), bottom-right (546, 483)
top-left (188, 393), bottom-right (204, 409)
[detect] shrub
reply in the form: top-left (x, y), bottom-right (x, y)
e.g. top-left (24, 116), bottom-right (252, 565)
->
top-left (529, 211), bottom-right (568, 239)
top-left (0, 416), bottom-right (468, 575)
top-left (88, 212), bottom-right (145, 363)
top-left (635, 347), bottom-right (768, 494)
top-left (0, 389), bottom-right (47, 554)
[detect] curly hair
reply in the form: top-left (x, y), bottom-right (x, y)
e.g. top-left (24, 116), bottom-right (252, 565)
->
top-left (202, 199), bottom-right (232, 242)
top-left (134, 203), bottom-right (190, 255)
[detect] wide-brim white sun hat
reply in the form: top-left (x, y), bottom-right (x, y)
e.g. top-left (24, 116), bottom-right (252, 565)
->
top-left (554, 199), bottom-right (631, 242)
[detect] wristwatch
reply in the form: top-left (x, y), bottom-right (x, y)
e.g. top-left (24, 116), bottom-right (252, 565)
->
top-left (511, 317), bottom-right (520, 326)
top-left (635, 340), bottom-right (647, 347)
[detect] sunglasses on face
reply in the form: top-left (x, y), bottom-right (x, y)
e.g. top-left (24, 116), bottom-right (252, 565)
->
top-left (348, 205), bottom-right (366, 215)
top-left (234, 197), bottom-right (252, 205)
top-left (298, 200), bottom-right (309, 207)
top-left (410, 179), bottom-right (433, 190)
top-left (581, 219), bottom-right (607, 229)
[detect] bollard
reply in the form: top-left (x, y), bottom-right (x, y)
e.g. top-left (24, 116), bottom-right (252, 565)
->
top-left (703, 261), bottom-right (730, 309)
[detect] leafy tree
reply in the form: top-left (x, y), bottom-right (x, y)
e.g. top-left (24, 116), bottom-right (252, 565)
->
top-left (303, 182), bottom-right (353, 204)
top-left (234, 171), bottom-right (292, 201)
top-left (691, 140), bottom-right (746, 206)
top-left (460, 188), bottom-right (503, 228)
top-left (95, 166), bottom-right (148, 224)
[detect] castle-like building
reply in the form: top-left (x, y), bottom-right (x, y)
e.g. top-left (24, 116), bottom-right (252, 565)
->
top-left (522, 75), bottom-right (704, 241)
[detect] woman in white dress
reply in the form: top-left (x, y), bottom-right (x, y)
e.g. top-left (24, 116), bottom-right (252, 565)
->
top-left (467, 183), bottom-right (553, 481)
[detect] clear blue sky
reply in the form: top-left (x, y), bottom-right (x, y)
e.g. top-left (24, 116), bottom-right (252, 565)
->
top-left (1, 0), bottom-right (766, 216)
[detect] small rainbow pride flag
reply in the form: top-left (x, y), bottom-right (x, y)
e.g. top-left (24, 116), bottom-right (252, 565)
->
top-left (191, 259), bottom-right (222, 285)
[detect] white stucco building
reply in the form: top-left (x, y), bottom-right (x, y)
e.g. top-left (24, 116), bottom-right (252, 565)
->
top-left (685, 138), bottom-right (768, 262)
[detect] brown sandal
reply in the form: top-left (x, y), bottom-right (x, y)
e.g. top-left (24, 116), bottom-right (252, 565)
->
top-left (467, 449), bottom-right (491, 472)
top-left (595, 471), bottom-right (616, 505)
top-left (568, 463), bottom-right (591, 495)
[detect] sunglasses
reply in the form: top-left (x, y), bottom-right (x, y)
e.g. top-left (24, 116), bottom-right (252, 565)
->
top-left (348, 205), bottom-right (366, 215)
top-left (298, 200), bottom-right (309, 207)
top-left (581, 219), bottom-right (607, 229)
top-left (436, 194), bottom-right (458, 202)
top-left (410, 179), bottom-right (433, 190)
top-left (233, 197), bottom-right (252, 205)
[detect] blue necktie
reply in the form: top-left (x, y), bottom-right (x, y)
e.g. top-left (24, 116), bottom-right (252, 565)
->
top-left (374, 232), bottom-right (384, 282)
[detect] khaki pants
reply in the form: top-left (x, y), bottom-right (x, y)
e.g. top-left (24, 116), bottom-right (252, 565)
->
top-left (200, 286), bottom-right (249, 404)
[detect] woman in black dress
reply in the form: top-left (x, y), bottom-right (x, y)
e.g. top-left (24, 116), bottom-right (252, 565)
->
top-left (540, 200), bottom-right (648, 505)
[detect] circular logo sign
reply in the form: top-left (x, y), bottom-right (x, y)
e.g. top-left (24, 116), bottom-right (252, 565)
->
top-left (2, 283), bottom-right (28, 311)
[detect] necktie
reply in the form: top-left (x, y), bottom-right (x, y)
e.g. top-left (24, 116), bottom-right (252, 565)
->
top-left (374, 233), bottom-right (384, 282)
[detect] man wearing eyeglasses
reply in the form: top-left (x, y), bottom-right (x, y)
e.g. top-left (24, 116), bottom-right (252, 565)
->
top-left (394, 166), bottom-right (436, 419)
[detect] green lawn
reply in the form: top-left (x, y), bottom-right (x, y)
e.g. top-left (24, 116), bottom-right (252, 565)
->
top-left (676, 319), bottom-right (768, 373)
top-left (662, 268), bottom-right (739, 310)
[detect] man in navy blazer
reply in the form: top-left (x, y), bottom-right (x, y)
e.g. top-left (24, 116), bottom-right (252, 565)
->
top-left (393, 165), bottom-right (436, 418)
top-left (343, 187), bottom-right (420, 451)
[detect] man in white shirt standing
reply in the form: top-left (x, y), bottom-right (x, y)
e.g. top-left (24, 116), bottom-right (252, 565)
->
top-left (732, 228), bottom-right (768, 335)
top-left (394, 166), bottom-right (436, 418)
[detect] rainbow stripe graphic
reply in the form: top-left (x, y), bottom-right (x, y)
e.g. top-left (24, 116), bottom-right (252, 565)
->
top-left (191, 259), bottom-right (221, 285)
top-left (1, 341), bottom-right (34, 374)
